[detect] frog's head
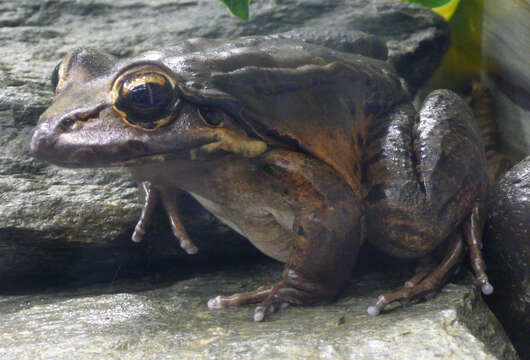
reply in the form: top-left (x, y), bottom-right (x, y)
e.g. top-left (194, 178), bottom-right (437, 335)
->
top-left (29, 47), bottom-right (265, 168)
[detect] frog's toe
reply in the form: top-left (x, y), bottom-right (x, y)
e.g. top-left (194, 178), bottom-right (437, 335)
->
top-left (253, 303), bottom-right (279, 322)
top-left (131, 228), bottom-right (145, 243)
top-left (207, 284), bottom-right (275, 309)
top-left (464, 204), bottom-right (494, 296)
top-left (179, 238), bottom-right (199, 255)
top-left (253, 288), bottom-right (301, 322)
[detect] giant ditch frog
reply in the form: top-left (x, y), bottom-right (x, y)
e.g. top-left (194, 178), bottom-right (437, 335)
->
top-left (29, 36), bottom-right (492, 321)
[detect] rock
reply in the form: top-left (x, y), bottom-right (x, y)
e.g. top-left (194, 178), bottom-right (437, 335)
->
top-left (482, 0), bottom-right (530, 159)
top-left (0, 0), bottom-right (450, 280)
top-left (485, 156), bottom-right (530, 357)
top-left (0, 262), bottom-right (518, 359)
top-left (277, 28), bottom-right (389, 61)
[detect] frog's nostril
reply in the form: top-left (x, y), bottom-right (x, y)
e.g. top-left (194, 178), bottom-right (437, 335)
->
top-left (58, 116), bottom-right (77, 130)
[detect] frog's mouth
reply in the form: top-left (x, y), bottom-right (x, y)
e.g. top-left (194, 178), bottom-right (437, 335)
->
top-left (112, 128), bottom-right (268, 166)
top-left (108, 141), bottom-right (229, 167)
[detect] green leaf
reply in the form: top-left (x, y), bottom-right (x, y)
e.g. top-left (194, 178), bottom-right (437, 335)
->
top-left (404, 0), bottom-right (451, 6)
top-left (402, 0), bottom-right (460, 20)
top-left (220, 0), bottom-right (250, 21)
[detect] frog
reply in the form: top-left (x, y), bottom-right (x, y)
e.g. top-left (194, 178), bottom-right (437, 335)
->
top-left (29, 36), bottom-right (493, 322)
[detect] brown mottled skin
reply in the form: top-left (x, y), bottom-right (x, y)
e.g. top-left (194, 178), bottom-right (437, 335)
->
top-left (29, 36), bottom-right (492, 321)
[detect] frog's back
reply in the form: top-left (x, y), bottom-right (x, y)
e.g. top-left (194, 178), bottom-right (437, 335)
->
top-left (158, 36), bottom-right (410, 190)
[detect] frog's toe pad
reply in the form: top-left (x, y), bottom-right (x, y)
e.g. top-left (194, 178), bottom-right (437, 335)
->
top-left (131, 229), bottom-right (144, 243)
top-left (280, 302), bottom-right (290, 309)
top-left (366, 305), bottom-right (381, 316)
top-left (481, 282), bottom-right (494, 295)
top-left (207, 296), bottom-right (225, 309)
top-left (181, 241), bottom-right (199, 255)
top-left (253, 301), bottom-right (290, 322)
top-left (254, 308), bottom-right (266, 322)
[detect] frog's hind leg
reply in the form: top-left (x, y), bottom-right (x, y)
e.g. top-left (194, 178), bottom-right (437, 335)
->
top-left (364, 90), bottom-right (492, 315)
top-left (208, 150), bottom-right (363, 322)
top-left (367, 232), bottom-right (465, 316)
top-left (464, 203), bottom-right (494, 295)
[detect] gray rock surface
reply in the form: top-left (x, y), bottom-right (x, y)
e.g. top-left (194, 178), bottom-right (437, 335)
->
top-left (0, 0), bottom-right (449, 279)
top-left (485, 156), bottom-right (530, 357)
top-left (0, 263), bottom-right (518, 360)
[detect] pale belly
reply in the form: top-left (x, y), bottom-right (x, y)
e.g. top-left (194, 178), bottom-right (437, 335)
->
top-left (189, 192), bottom-right (295, 263)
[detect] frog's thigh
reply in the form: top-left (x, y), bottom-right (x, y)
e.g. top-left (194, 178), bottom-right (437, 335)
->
top-left (365, 90), bottom-right (488, 258)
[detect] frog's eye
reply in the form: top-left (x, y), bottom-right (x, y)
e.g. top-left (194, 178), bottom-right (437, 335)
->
top-left (113, 71), bottom-right (179, 130)
top-left (121, 74), bottom-right (172, 111)
top-left (51, 61), bottom-right (61, 93)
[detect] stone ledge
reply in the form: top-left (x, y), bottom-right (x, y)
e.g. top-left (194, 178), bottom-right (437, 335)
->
top-left (0, 263), bottom-right (518, 360)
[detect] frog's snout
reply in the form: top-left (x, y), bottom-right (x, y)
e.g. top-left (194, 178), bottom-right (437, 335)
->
top-left (29, 121), bottom-right (56, 160)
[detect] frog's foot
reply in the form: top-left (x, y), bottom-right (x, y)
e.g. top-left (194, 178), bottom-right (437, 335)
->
top-left (367, 233), bottom-right (464, 316)
top-left (131, 182), bottom-right (198, 255)
top-left (208, 281), bottom-right (321, 322)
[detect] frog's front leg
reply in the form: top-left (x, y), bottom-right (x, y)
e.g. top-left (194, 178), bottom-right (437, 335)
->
top-left (208, 150), bottom-right (363, 321)
top-left (132, 181), bottom-right (198, 254)
top-left (131, 181), bottom-right (159, 243)
top-left (364, 90), bottom-right (492, 314)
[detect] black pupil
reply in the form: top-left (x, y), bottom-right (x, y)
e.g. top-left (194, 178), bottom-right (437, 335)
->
top-left (128, 82), bottom-right (169, 109)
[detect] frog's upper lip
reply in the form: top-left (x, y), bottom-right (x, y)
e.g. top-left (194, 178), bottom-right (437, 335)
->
top-left (29, 135), bottom-right (219, 168)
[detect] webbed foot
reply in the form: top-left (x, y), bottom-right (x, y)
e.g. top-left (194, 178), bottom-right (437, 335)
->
top-left (208, 280), bottom-right (323, 322)
top-left (367, 232), bottom-right (464, 316)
